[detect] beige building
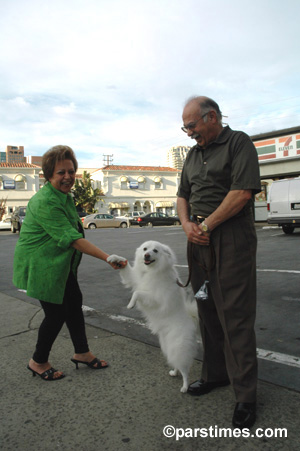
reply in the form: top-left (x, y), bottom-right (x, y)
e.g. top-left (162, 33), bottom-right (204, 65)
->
top-left (0, 163), bottom-right (41, 215)
top-left (0, 163), bottom-right (181, 218)
top-left (90, 165), bottom-right (180, 215)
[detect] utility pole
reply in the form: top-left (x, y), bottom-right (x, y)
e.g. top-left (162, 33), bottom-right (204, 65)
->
top-left (103, 154), bottom-right (113, 166)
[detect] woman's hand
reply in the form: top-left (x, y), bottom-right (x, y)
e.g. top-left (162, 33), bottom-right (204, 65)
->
top-left (106, 255), bottom-right (128, 269)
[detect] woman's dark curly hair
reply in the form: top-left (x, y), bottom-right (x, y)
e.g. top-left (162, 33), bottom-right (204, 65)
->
top-left (42, 145), bottom-right (78, 181)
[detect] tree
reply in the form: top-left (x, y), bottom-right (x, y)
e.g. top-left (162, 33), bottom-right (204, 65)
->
top-left (0, 197), bottom-right (7, 221)
top-left (72, 171), bottom-right (104, 214)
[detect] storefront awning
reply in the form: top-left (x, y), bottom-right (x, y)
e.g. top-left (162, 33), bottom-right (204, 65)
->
top-left (109, 202), bottom-right (129, 208)
top-left (154, 176), bottom-right (162, 183)
top-left (156, 201), bottom-right (174, 207)
top-left (15, 174), bottom-right (26, 182)
top-left (120, 176), bottom-right (129, 182)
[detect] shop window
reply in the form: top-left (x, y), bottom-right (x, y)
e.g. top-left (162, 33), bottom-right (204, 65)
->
top-left (15, 174), bottom-right (26, 190)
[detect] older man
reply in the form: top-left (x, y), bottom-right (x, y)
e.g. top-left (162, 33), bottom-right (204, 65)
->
top-left (177, 96), bottom-right (261, 428)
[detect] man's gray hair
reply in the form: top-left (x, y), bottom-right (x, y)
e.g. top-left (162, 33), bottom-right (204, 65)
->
top-left (185, 96), bottom-right (223, 124)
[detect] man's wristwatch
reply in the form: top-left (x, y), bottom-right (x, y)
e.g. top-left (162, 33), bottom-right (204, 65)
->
top-left (201, 221), bottom-right (210, 233)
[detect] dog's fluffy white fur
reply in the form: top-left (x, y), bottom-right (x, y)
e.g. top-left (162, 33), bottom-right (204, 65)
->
top-left (108, 240), bottom-right (199, 393)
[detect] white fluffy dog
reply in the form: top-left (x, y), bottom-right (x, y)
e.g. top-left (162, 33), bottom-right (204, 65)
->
top-left (108, 240), bottom-right (199, 393)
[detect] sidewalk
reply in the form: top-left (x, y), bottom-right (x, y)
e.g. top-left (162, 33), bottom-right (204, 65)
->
top-left (0, 291), bottom-right (299, 451)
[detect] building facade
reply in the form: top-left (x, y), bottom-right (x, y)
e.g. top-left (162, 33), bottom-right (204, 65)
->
top-left (90, 165), bottom-right (180, 216)
top-left (167, 146), bottom-right (191, 170)
top-left (26, 155), bottom-right (43, 166)
top-left (1, 127), bottom-right (300, 221)
top-left (0, 163), bottom-right (41, 216)
top-left (5, 146), bottom-right (26, 164)
top-left (251, 126), bottom-right (300, 220)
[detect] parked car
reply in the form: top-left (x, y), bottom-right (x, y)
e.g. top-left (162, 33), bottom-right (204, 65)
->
top-left (137, 212), bottom-right (181, 227)
top-left (116, 211), bottom-right (146, 225)
top-left (11, 207), bottom-right (27, 233)
top-left (83, 213), bottom-right (129, 229)
top-left (77, 210), bottom-right (88, 218)
top-left (76, 210), bottom-right (88, 224)
top-left (0, 217), bottom-right (11, 231)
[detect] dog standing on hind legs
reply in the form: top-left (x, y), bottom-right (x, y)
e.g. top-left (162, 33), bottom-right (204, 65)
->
top-left (107, 240), bottom-right (199, 393)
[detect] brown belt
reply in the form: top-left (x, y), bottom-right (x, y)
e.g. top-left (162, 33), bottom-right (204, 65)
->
top-left (193, 215), bottom-right (205, 224)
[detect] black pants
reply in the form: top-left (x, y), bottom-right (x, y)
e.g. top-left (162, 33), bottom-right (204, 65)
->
top-left (32, 271), bottom-right (89, 363)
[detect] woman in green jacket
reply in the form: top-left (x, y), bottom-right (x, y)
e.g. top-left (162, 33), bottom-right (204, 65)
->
top-left (13, 145), bottom-right (127, 381)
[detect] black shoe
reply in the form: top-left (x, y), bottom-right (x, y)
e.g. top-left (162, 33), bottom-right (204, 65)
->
top-left (187, 378), bottom-right (230, 396)
top-left (232, 402), bottom-right (256, 429)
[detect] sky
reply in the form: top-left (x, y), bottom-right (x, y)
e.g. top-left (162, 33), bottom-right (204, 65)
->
top-left (0, 0), bottom-right (299, 168)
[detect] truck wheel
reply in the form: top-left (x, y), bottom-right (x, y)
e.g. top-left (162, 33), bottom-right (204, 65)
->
top-left (282, 225), bottom-right (294, 234)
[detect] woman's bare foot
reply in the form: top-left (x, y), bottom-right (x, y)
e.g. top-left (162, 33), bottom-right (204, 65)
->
top-left (28, 359), bottom-right (64, 379)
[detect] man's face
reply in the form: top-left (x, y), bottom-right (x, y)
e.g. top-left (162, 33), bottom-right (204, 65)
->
top-left (182, 101), bottom-right (218, 148)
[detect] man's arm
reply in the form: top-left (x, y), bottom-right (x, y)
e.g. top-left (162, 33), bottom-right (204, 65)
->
top-left (203, 189), bottom-right (252, 232)
top-left (177, 189), bottom-right (252, 244)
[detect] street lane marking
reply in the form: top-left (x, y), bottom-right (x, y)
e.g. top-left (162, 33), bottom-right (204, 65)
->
top-left (257, 348), bottom-right (300, 368)
top-left (164, 232), bottom-right (185, 235)
top-left (174, 265), bottom-right (300, 274)
top-left (83, 307), bottom-right (300, 369)
top-left (257, 269), bottom-right (300, 274)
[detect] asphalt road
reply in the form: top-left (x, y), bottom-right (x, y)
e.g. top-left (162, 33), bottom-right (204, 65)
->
top-left (1, 224), bottom-right (299, 392)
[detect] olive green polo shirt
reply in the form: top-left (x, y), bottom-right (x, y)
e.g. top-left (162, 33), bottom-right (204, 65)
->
top-left (177, 126), bottom-right (261, 216)
top-left (13, 182), bottom-right (84, 304)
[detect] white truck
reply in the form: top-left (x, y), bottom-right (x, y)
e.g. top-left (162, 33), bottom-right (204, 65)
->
top-left (267, 177), bottom-right (300, 234)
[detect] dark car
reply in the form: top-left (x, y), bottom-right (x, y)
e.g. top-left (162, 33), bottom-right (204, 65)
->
top-left (137, 212), bottom-right (181, 227)
top-left (11, 206), bottom-right (27, 233)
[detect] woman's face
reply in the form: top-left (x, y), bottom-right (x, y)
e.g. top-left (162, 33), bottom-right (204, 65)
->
top-left (49, 159), bottom-right (76, 194)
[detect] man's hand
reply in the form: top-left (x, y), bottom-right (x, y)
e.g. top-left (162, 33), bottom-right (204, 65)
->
top-left (182, 221), bottom-right (210, 246)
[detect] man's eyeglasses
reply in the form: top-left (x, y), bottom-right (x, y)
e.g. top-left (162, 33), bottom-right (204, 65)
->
top-left (181, 112), bottom-right (208, 133)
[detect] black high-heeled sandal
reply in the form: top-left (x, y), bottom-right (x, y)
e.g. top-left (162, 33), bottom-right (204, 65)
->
top-left (70, 358), bottom-right (108, 370)
top-left (27, 365), bottom-right (65, 381)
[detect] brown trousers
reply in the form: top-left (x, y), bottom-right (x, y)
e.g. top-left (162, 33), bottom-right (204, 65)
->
top-left (190, 212), bottom-right (257, 402)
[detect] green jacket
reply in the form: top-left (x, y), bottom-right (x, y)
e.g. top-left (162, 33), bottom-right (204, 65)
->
top-left (13, 182), bottom-right (84, 304)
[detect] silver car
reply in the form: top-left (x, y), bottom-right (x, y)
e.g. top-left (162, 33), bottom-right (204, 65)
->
top-left (0, 217), bottom-right (12, 230)
top-left (83, 213), bottom-right (129, 229)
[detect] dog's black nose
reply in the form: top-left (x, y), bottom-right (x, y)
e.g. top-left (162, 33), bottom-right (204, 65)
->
top-left (144, 253), bottom-right (151, 261)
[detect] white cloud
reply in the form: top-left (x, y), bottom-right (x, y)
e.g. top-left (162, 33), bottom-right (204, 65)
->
top-left (0, 0), bottom-right (300, 166)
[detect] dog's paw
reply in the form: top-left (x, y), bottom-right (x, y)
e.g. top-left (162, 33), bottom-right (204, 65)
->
top-left (180, 386), bottom-right (188, 393)
top-left (107, 255), bottom-right (127, 264)
top-left (127, 297), bottom-right (136, 309)
top-left (169, 369), bottom-right (178, 377)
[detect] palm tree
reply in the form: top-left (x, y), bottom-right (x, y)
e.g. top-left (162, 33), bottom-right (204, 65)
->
top-left (72, 171), bottom-right (104, 214)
